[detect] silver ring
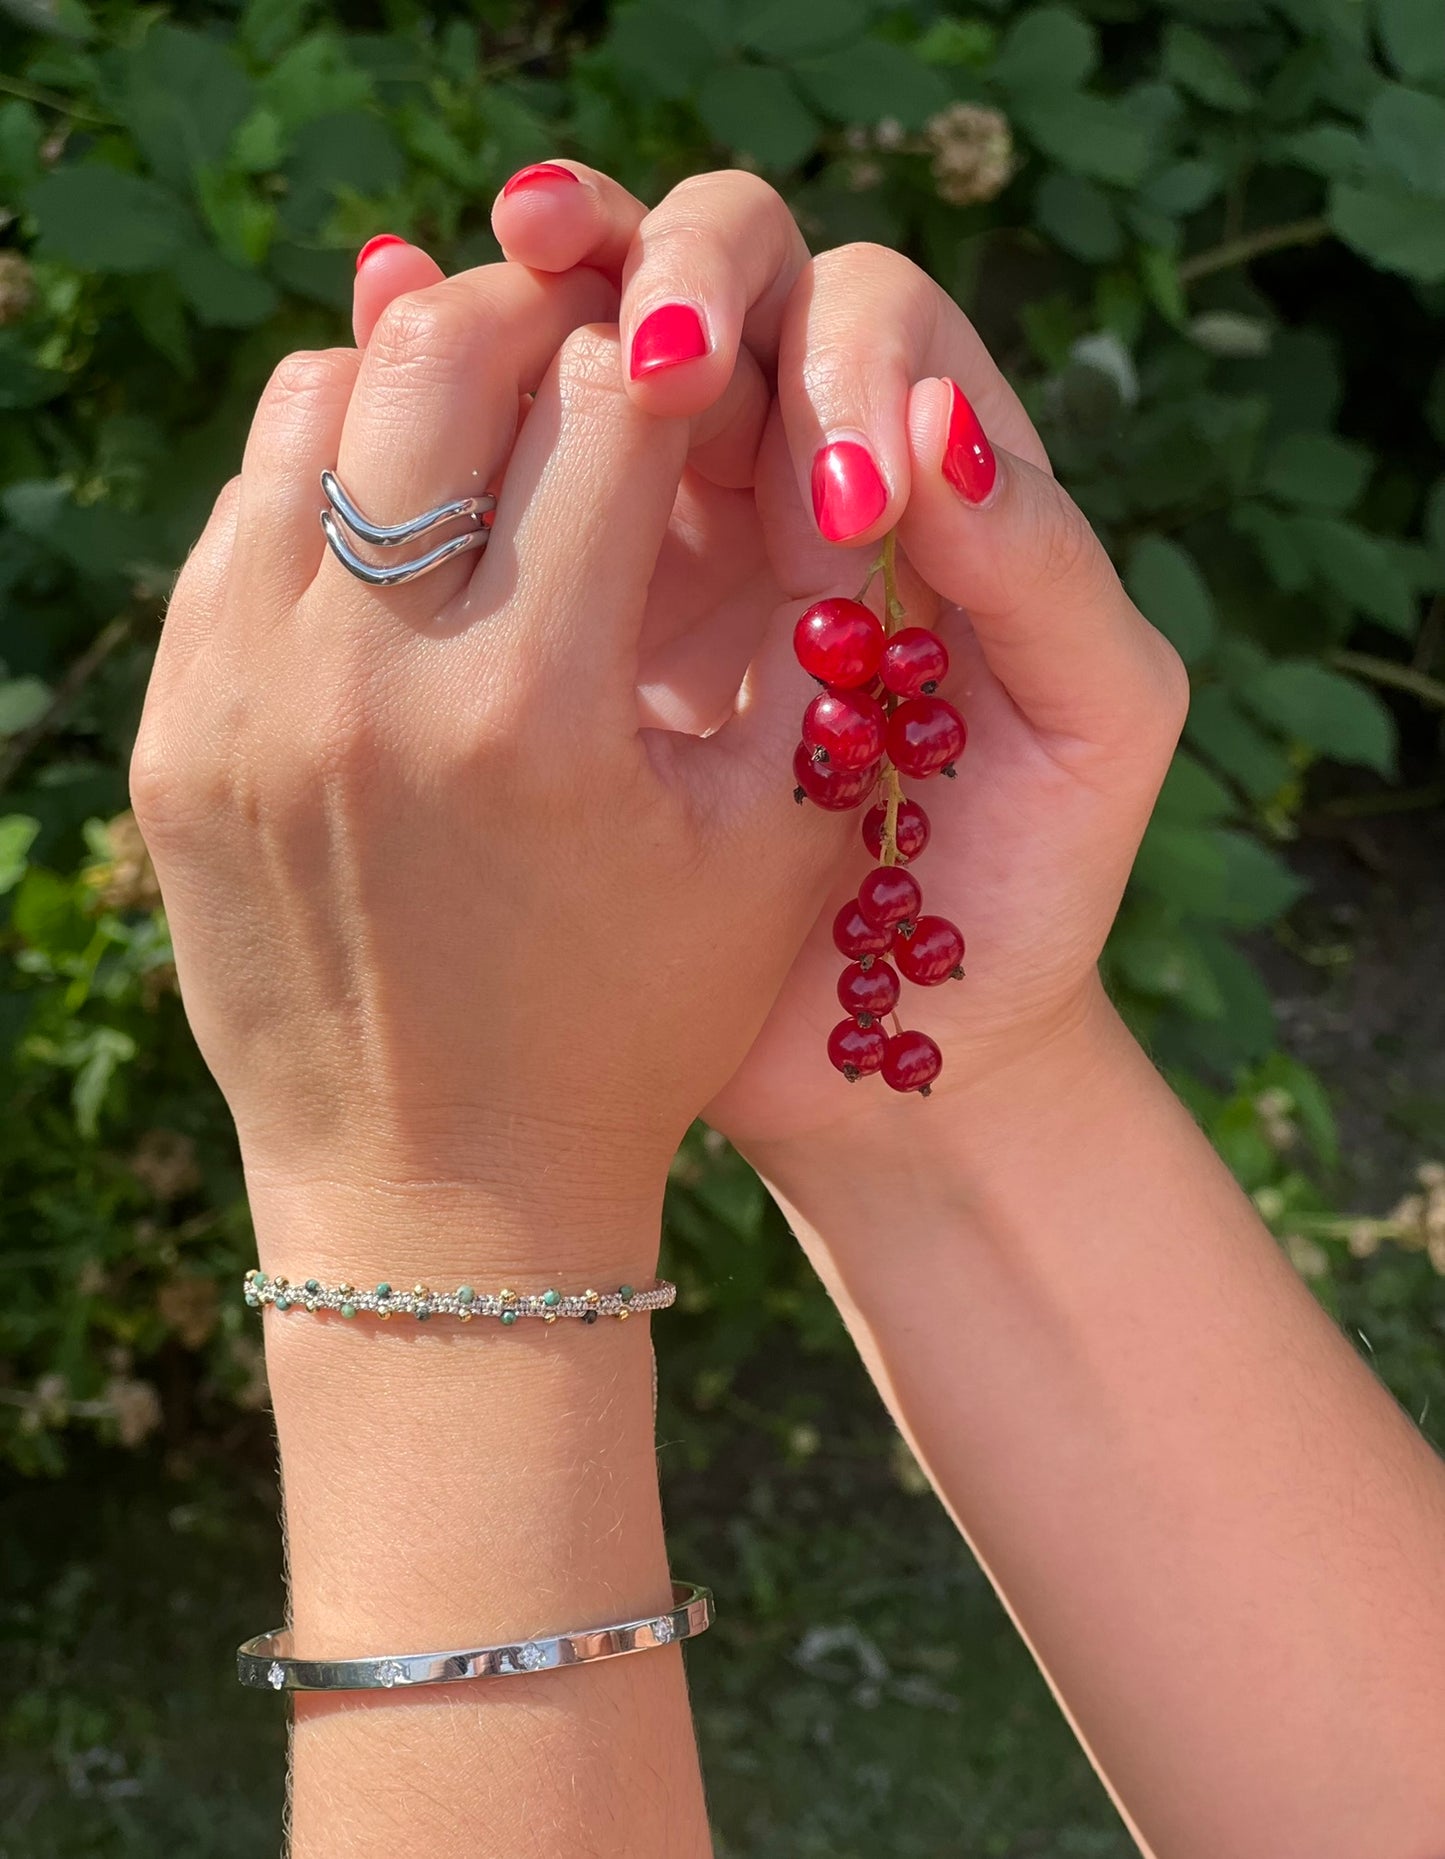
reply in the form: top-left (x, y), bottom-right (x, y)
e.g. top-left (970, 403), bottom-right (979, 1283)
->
top-left (319, 469), bottom-right (496, 586)
top-left (237, 1581), bottom-right (713, 1693)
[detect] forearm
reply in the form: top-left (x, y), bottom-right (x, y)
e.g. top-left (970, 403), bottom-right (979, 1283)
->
top-left (749, 991), bottom-right (1445, 1859)
top-left (251, 1172), bottom-right (711, 1859)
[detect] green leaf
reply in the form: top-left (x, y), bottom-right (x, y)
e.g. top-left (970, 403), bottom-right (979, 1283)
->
top-left (0, 331), bottom-right (67, 411)
top-left (1162, 24), bottom-right (1253, 112)
top-left (0, 99), bottom-right (43, 194)
top-left (1424, 475), bottom-right (1445, 572)
top-left (0, 675), bottom-right (50, 733)
top-left (1377, 0), bottom-right (1445, 84)
top-left (1155, 750), bottom-right (1233, 825)
top-left (1290, 515), bottom-right (1418, 634)
top-left (1185, 687), bottom-right (1294, 800)
top-left (1330, 178), bottom-right (1445, 282)
top-left (171, 244), bottom-right (280, 328)
top-left (792, 40), bottom-right (951, 127)
top-left (607, 5), bottom-right (719, 99)
top-left (1140, 159), bottom-right (1221, 217)
top-left (257, 30), bottom-right (373, 131)
top-left (1131, 820), bottom-right (1227, 913)
top-left (1260, 432), bottom-right (1372, 511)
top-left (915, 18), bottom-right (996, 66)
top-left (737, 0), bottom-right (865, 58)
top-left (1240, 661), bottom-right (1396, 774)
top-left (1191, 935), bottom-right (1276, 1065)
top-left (71, 1025), bottom-right (137, 1138)
top-left (280, 112), bottom-right (404, 240)
top-left (1367, 85), bottom-right (1445, 196)
top-left (107, 25), bottom-right (253, 196)
top-left (26, 164), bottom-right (192, 273)
top-left (11, 865), bottom-right (90, 955)
top-left (1231, 502), bottom-right (1311, 592)
top-left (1018, 92), bottom-right (1155, 185)
top-left (990, 5), bottom-right (1097, 95)
top-left (1139, 246), bottom-right (1187, 325)
top-left (697, 66), bottom-right (820, 167)
top-left (1113, 921), bottom-right (1226, 1017)
top-left (1035, 170), bottom-right (1123, 262)
top-left (1278, 124), bottom-right (1369, 180)
top-left (239, 0), bottom-right (315, 65)
top-left (0, 814), bottom-right (40, 894)
top-left (1125, 535), bottom-right (1217, 665)
top-left (1210, 830), bottom-right (1305, 926)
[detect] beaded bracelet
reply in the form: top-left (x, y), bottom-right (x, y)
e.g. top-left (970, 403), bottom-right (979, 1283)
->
top-left (242, 1270), bottom-right (675, 1325)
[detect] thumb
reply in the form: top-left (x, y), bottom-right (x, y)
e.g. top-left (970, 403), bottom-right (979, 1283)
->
top-left (900, 377), bottom-right (1188, 756)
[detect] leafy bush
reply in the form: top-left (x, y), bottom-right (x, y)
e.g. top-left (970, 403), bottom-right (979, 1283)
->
top-left (2, 0), bottom-right (1443, 1468)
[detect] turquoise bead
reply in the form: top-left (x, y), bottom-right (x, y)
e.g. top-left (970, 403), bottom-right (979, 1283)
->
top-left (340, 1302), bottom-right (357, 1319)
top-left (500, 1309), bottom-right (519, 1326)
top-left (457, 1285), bottom-right (475, 1305)
top-left (375, 1283), bottom-right (391, 1299)
top-left (619, 1284), bottom-right (635, 1302)
top-left (304, 1279), bottom-right (320, 1294)
top-left (275, 1296), bottom-right (291, 1312)
top-left (542, 1288), bottom-right (561, 1308)
top-left (415, 1306), bottom-right (431, 1320)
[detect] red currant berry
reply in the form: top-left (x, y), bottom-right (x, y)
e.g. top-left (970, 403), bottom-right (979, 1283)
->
top-left (880, 627), bottom-right (949, 699)
top-left (792, 743), bottom-right (879, 812)
top-left (833, 899), bottom-right (892, 959)
top-left (856, 866), bottom-right (923, 931)
top-left (886, 696), bottom-right (967, 778)
top-left (894, 915), bottom-right (965, 984)
top-left (862, 799), bottom-right (930, 863)
top-left (793, 598), bottom-right (885, 688)
top-left (882, 1029), bottom-right (943, 1094)
top-left (826, 1017), bottom-right (887, 1082)
top-left (837, 959), bottom-right (900, 1023)
top-left (802, 689), bottom-right (886, 771)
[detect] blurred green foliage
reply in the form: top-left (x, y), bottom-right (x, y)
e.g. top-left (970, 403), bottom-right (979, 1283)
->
top-left (2, 0), bottom-right (1444, 1468)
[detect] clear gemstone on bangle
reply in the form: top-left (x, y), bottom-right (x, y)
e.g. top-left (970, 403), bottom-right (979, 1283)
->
top-left (652, 1616), bottom-right (675, 1645)
top-left (375, 1660), bottom-right (407, 1687)
top-left (268, 1661), bottom-right (285, 1690)
top-left (516, 1641), bottom-right (546, 1671)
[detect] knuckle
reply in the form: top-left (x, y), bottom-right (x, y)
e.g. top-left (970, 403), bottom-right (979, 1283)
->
top-left (1149, 635), bottom-right (1192, 742)
top-left (1027, 492), bottom-right (1104, 605)
top-left (366, 288), bottom-right (471, 388)
top-left (262, 349), bottom-right (351, 416)
top-left (555, 323), bottom-right (624, 396)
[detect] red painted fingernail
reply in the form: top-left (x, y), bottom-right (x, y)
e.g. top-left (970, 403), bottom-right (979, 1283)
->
top-left (356, 234), bottom-right (406, 272)
top-left (629, 302), bottom-right (710, 379)
top-left (811, 440), bottom-right (888, 542)
top-left (941, 379), bottom-right (997, 504)
top-left (501, 162), bottom-right (581, 198)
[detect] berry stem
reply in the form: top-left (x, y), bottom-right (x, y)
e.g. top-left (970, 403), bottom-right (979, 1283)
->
top-left (878, 531), bottom-right (908, 865)
top-left (854, 546), bottom-right (887, 603)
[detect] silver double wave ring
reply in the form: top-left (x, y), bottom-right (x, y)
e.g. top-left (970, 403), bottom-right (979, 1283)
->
top-left (318, 469), bottom-right (496, 587)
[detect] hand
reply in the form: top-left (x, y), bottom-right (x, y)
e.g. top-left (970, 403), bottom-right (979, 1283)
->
top-left (130, 251), bottom-right (864, 1272)
top-left (385, 166), bottom-right (1189, 1157)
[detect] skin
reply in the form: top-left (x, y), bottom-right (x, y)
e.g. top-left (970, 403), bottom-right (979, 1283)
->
top-left (133, 167), bottom-right (1445, 1859)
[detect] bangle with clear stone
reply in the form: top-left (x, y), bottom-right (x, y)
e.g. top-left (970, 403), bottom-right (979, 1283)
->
top-left (237, 1581), bottom-right (713, 1693)
top-left (242, 1269), bottom-right (675, 1325)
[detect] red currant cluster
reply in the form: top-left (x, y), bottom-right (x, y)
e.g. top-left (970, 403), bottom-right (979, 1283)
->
top-left (792, 552), bottom-right (966, 1097)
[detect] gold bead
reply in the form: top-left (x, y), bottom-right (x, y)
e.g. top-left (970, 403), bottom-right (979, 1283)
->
top-left (542, 1309), bottom-right (558, 1323)
top-left (584, 1288), bottom-right (600, 1305)
top-left (616, 1305), bottom-right (631, 1321)
top-left (499, 1287), bottom-right (516, 1303)
top-left (413, 1284), bottom-right (429, 1299)
top-left (337, 1283), bottom-right (354, 1299)
top-left (377, 1308), bottom-right (391, 1320)
top-left (457, 1308), bottom-right (473, 1322)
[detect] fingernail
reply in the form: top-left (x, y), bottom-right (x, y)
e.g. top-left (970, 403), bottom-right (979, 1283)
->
top-left (811, 439), bottom-right (888, 542)
top-left (356, 234), bottom-right (406, 272)
top-left (501, 162), bottom-right (581, 198)
top-left (629, 302), bottom-right (710, 379)
top-left (941, 380), bottom-right (997, 504)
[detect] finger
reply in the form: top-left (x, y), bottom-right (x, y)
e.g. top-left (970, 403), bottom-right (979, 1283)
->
top-left (472, 323), bottom-right (688, 729)
top-left (352, 234), bottom-right (445, 347)
top-left (617, 170), bottom-right (809, 416)
top-left (151, 473), bottom-right (243, 683)
top-left (232, 347), bottom-right (360, 611)
top-left (311, 263), bottom-right (617, 629)
top-left (902, 375), bottom-right (1189, 754)
top-left (491, 161), bottom-right (646, 278)
top-left (776, 242), bottom-right (1049, 555)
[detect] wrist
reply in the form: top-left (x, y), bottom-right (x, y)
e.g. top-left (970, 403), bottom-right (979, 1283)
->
top-left (741, 979), bottom-right (1132, 1242)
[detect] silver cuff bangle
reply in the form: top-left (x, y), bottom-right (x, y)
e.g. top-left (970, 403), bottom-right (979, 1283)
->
top-left (238, 1581), bottom-right (714, 1693)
